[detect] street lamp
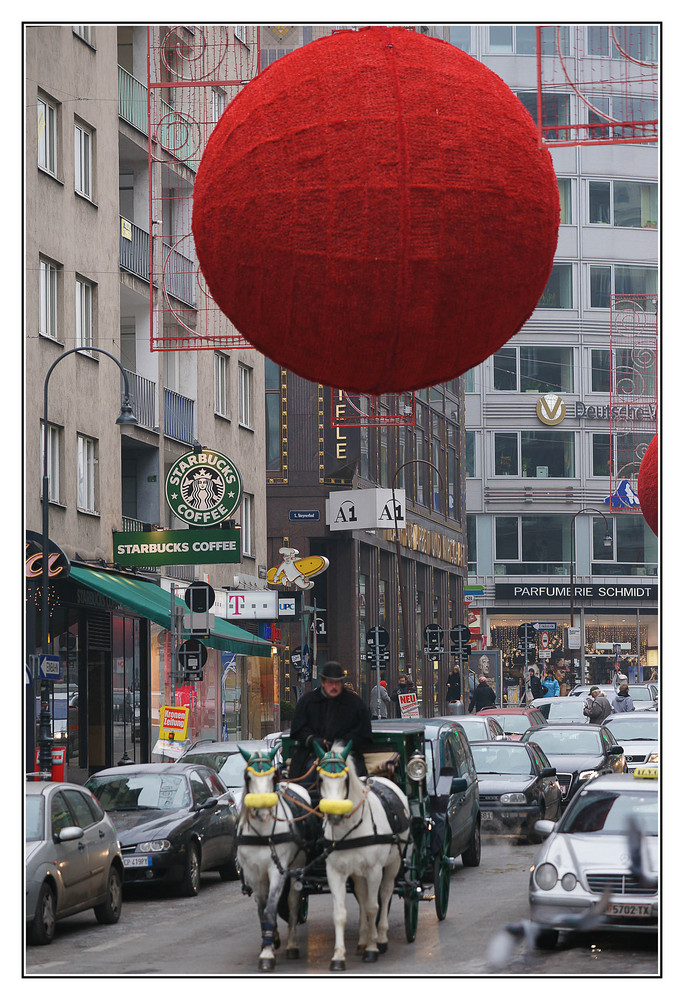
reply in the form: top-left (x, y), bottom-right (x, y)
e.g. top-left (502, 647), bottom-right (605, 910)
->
top-left (568, 506), bottom-right (612, 686)
top-left (391, 459), bottom-right (443, 696)
top-left (38, 348), bottom-right (137, 780)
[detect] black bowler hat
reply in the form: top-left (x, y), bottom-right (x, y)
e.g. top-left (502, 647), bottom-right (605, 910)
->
top-left (320, 661), bottom-right (347, 681)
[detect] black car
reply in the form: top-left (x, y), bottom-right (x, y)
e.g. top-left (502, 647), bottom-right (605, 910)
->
top-left (85, 763), bottom-right (240, 896)
top-left (520, 724), bottom-right (626, 806)
top-left (372, 718), bottom-right (481, 868)
top-left (469, 740), bottom-right (561, 842)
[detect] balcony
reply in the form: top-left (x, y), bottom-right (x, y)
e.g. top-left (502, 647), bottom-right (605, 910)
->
top-left (120, 218), bottom-right (149, 282)
top-left (123, 369), bottom-right (157, 430)
top-left (120, 218), bottom-right (196, 308)
top-left (118, 65), bottom-right (198, 168)
top-left (164, 388), bottom-right (195, 444)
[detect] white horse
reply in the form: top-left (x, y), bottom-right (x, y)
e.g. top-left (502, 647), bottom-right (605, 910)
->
top-left (236, 746), bottom-right (317, 971)
top-left (314, 740), bottom-right (411, 971)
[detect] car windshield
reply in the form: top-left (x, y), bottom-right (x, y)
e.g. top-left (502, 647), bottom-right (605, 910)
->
top-left (486, 715), bottom-right (530, 734)
top-left (457, 718), bottom-right (486, 738)
top-left (87, 773), bottom-right (191, 810)
top-left (560, 788), bottom-right (657, 835)
top-left (471, 745), bottom-right (532, 775)
top-left (605, 717), bottom-right (658, 740)
top-left (630, 688), bottom-right (652, 701)
top-left (184, 751), bottom-right (246, 787)
top-left (546, 701), bottom-right (587, 720)
top-left (25, 796), bottom-right (45, 842)
top-left (524, 729), bottom-right (602, 755)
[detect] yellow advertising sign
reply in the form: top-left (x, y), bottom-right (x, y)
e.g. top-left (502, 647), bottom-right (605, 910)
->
top-left (159, 705), bottom-right (189, 741)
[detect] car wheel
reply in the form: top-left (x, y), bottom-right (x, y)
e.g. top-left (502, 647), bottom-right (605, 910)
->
top-left (535, 927), bottom-right (559, 950)
top-left (461, 817), bottom-right (481, 867)
top-left (94, 865), bottom-right (123, 924)
top-left (179, 842), bottom-right (201, 897)
top-left (28, 881), bottom-right (56, 945)
top-left (219, 843), bottom-right (242, 882)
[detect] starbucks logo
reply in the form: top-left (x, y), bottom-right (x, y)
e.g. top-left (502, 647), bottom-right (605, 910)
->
top-left (165, 449), bottom-right (242, 525)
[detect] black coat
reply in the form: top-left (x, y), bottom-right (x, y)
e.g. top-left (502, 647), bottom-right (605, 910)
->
top-left (446, 672), bottom-right (461, 702)
top-left (289, 687), bottom-right (373, 778)
top-left (529, 674), bottom-right (543, 700)
top-left (469, 681), bottom-right (496, 713)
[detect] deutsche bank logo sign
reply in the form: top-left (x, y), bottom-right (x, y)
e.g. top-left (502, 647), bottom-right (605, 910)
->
top-left (326, 489), bottom-right (407, 532)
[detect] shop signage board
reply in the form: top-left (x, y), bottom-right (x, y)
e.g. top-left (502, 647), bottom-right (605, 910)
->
top-left (495, 583), bottom-right (658, 601)
top-left (159, 705), bottom-right (189, 741)
top-left (38, 654), bottom-right (61, 680)
top-left (165, 448), bottom-right (242, 526)
top-left (398, 692), bottom-right (419, 718)
top-left (532, 622), bottom-right (557, 631)
top-left (326, 488), bottom-right (406, 531)
top-left (113, 527), bottom-right (241, 566)
top-left (289, 510), bottom-right (320, 521)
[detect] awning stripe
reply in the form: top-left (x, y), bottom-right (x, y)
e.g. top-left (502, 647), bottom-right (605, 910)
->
top-left (68, 566), bottom-right (272, 657)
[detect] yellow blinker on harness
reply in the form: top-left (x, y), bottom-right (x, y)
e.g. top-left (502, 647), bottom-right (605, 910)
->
top-left (244, 792), bottom-right (279, 809)
top-left (246, 763), bottom-right (276, 777)
top-left (319, 798), bottom-right (354, 815)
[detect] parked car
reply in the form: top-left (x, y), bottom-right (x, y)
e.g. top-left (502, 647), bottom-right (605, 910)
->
top-left (85, 763), bottom-right (240, 896)
top-left (178, 738), bottom-right (278, 809)
top-left (529, 769), bottom-right (659, 947)
top-left (477, 706), bottom-right (546, 740)
top-left (603, 713), bottom-right (659, 772)
top-left (567, 684), bottom-right (657, 712)
top-left (371, 718), bottom-right (482, 867)
top-left (26, 780), bottom-right (124, 945)
top-left (520, 724), bottom-right (627, 805)
top-left (470, 739), bottom-right (561, 842)
top-left (530, 696), bottom-right (592, 724)
top-left (437, 714), bottom-right (507, 743)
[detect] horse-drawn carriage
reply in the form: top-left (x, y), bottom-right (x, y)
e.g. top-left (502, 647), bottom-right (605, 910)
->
top-left (237, 723), bottom-right (457, 970)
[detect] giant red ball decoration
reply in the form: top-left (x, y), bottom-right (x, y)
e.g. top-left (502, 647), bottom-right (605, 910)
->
top-left (638, 434), bottom-right (658, 535)
top-left (192, 25), bottom-right (560, 393)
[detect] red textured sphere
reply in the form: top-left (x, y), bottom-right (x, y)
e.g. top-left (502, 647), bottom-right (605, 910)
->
top-left (638, 434), bottom-right (658, 535)
top-left (192, 26), bottom-right (560, 393)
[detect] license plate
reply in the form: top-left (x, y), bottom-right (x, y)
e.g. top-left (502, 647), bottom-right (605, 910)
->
top-left (606, 902), bottom-right (652, 917)
top-left (123, 855), bottom-right (152, 868)
top-left (481, 811), bottom-right (494, 821)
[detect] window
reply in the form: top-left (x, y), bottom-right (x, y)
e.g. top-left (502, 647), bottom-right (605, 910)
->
top-left (37, 95), bottom-right (57, 174)
top-left (591, 349), bottom-right (611, 392)
top-left (537, 264), bottom-right (573, 308)
top-left (496, 516), bottom-right (519, 560)
top-left (495, 514), bottom-right (572, 574)
top-left (522, 431), bottom-right (575, 478)
top-left (520, 346), bottom-right (573, 393)
top-left (42, 423), bottom-right (61, 502)
top-left (465, 430), bottom-right (476, 478)
top-left (39, 257), bottom-right (59, 340)
top-left (589, 180), bottom-right (657, 228)
top-left (493, 348), bottom-right (517, 391)
top-left (75, 276), bottom-right (93, 350)
top-left (62, 789), bottom-right (95, 829)
top-left (74, 120), bottom-right (92, 198)
top-left (212, 88), bottom-right (227, 124)
top-left (214, 352), bottom-right (229, 417)
top-left (77, 434), bottom-right (97, 512)
top-left (238, 364), bottom-right (252, 427)
top-left (592, 434), bottom-right (611, 477)
top-left (463, 368), bottom-right (476, 393)
top-left (516, 91), bottom-right (571, 140)
top-left (447, 25), bottom-right (471, 52)
top-left (593, 514), bottom-right (657, 574)
top-left (590, 265), bottom-right (658, 309)
top-left (494, 433), bottom-right (518, 476)
top-left (558, 178), bottom-right (572, 224)
top-left (241, 493), bottom-right (254, 557)
top-left (590, 26), bottom-right (658, 63)
top-left (489, 25), bottom-right (513, 52)
top-left (466, 514), bottom-right (477, 574)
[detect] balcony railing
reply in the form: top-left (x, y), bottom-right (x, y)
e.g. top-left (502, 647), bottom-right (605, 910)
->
top-left (164, 388), bottom-right (195, 444)
top-left (160, 241), bottom-right (196, 307)
top-left (118, 66), bottom-right (147, 133)
top-left (120, 218), bottom-right (149, 282)
top-left (120, 220), bottom-right (196, 308)
top-left (118, 65), bottom-right (198, 168)
top-left (123, 369), bottom-right (157, 430)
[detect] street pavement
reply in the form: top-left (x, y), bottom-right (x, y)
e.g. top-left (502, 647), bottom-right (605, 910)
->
top-left (25, 834), bottom-right (658, 978)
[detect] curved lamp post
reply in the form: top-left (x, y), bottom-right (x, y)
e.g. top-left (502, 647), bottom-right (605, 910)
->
top-left (38, 348), bottom-right (137, 779)
top-left (569, 506), bottom-right (612, 686)
top-left (391, 459), bottom-right (444, 696)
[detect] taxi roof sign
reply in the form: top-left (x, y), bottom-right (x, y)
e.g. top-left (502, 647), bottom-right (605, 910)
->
top-left (633, 764), bottom-right (658, 779)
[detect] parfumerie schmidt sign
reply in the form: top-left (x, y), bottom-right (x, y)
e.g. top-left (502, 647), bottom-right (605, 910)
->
top-left (113, 528), bottom-right (240, 567)
top-left (495, 583), bottom-right (658, 601)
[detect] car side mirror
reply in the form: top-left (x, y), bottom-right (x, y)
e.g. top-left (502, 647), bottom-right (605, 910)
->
top-left (450, 777), bottom-right (468, 794)
top-left (534, 819), bottom-right (556, 838)
top-left (55, 825), bottom-right (84, 843)
top-left (608, 746), bottom-right (624, 755)
top-left (197, 797), bottom-right (218, 810)
top-left (540, 767), bottom-right (556, 777)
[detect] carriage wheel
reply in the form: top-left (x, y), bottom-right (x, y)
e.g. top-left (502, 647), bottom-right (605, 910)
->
top-left (404, 890), bottom-right (419, 943)
top-left (434, 830), bottom-right (451, 922)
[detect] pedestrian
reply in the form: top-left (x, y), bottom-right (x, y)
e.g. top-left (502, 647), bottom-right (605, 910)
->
top-left (613, 682), bottom-right (635, 713)
top-left (582, 685), bottom-right (613, 724)
top-left (468, 675), bottom-right (496, 713)
top-left (390, 674), bottom-right (410, 718)
top-left (541, 668), bottom-right (560, 698)
top-left (288, 661), bottom-right (373, 783)
top-left (527, 668), bottom-right (543, 702)
top-left (446, 667), bottom-right (462, 704)
top-left (370, 678), bottom-right (391, 719)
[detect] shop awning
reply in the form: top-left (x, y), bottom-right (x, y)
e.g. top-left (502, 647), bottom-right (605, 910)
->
top-left (68, 566), bottom-right (273, 657)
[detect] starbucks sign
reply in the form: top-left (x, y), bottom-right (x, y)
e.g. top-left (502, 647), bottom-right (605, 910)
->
top-left (165, 449), bottom-right (242, 525)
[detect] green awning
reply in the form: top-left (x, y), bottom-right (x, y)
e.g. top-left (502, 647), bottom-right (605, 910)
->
top-left (68, 566), bottom-right (272, 657)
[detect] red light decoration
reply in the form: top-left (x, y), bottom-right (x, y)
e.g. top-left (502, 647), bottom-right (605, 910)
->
top-left (192, 26), bottom-right (560, 394)
top-left (637, 434), bottom-right (658, 535)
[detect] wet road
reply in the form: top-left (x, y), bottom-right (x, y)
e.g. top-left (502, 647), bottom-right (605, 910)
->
top-left (25, 834), bottom-right (658, 977)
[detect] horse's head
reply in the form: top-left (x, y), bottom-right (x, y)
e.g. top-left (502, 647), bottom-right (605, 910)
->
top-left (315, 740), bottom-right (356, 818)
top-left (240, 746), bottom-right (279, 811)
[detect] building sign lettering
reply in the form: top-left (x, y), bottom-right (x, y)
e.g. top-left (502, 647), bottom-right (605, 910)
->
top-left (495, 583), bottom-right (657, 601)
